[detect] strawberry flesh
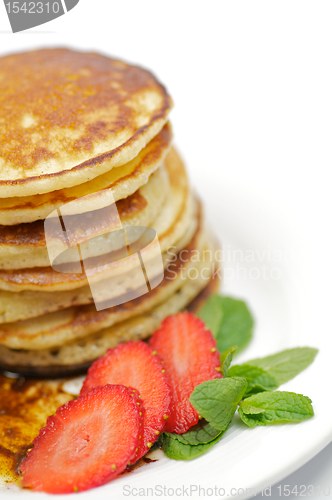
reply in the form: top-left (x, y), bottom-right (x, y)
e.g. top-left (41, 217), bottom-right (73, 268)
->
top-left (81, 341), bottom-right (171, 462)
top-left (149, 312), bottom-right (222, 434)
top-left (20, 385), bottom-right (144, 494)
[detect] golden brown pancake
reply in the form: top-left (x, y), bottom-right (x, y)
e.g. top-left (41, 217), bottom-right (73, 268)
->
top-left (0, 375), bottom-right (73, 483)
top-left (0, 162), bottom-right (171, 272)
top-left (0, 124), bottom-right (172, 225)
top-left (0, 149), bottom-right (193, 289)
top-left (0, 240), bottom-right (220, 376)
top-left (0, 216), bottom-right (207, 349)
top-left (0, 49), bottom-right (172, 197)
top-left (0, 206), bottom-right (197, 294)
top-left (0, 212), bottom-right (201, 324)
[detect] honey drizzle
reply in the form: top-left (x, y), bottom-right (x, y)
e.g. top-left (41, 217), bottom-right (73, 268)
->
top-left (0, 374), bottom-right (73, 485)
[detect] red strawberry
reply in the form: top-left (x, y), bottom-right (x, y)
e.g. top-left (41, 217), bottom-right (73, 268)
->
top-left (20, 385), bottom-right (144, 494)
top-left (149, 312), bottom-right (222, 434)
top-left (81, 341), bottom-right (171, 462)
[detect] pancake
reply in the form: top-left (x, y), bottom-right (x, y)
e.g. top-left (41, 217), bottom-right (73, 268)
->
top-left (0, 376), bottom-right (73, 483)
top-left (0, 200), bottom-right (198, 296)
top-left (0, 217), bottom-right (209, 349)
top-left (0, 49), bottom-right (172, 198)
top-left (0, 124), bottom-right (171, 225)
top-left (0, 160), bottom-right (171, 272)
top-left (0, 150), bottom-right (194, 297)
top-left (0, 212), bottom-right (201, 324)
top-left (0, 241), bottom-right (220, 376)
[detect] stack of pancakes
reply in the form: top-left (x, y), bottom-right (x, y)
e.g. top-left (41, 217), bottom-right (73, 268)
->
top-left (0, 49), bottom-right (220, 377)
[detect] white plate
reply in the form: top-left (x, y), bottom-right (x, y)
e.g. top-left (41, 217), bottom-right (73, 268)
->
top-left (2, 181), bottom-right (331, 500)
top-left (0, 2), bottom-right (332, 497)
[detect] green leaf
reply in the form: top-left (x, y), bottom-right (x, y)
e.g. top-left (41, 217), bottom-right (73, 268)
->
top-left (161, 428), bottom-right (225, 460)
top-left (228, 364), bottom-right (278, 396)
top-left (238, 408), bottom-right (265, 428)
top-left (171, 420), bottom-right (221, 446)
top-left (200, 296), bottom-right (254, 354)
top-left (220, 346), bottom-right (238, 377)
top-left (197, 294), bottom-right (224, 337)
top-left (190, 377), bottom-right (248, 431)
top-left (245, 347), bottom-right (318, 386)
top-left (238, 391), bottom-right (314, 428)
top-left (215, 296), bottom-right (253, 354)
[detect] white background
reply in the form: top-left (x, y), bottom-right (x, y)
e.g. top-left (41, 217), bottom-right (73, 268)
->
top-left (0, 2), bottom-right (332, 499)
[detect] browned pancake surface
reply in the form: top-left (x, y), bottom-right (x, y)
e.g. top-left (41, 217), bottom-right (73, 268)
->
top-left (0, 193), bottom-right (147, 249)
top-left (0, 49), bottom-right (172, 196)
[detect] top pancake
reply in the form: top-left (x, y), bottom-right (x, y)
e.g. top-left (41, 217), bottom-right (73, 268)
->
top-left (0, 123), bottom-right (172, 225)
top-left (0, 49), bottom-right (172, 198)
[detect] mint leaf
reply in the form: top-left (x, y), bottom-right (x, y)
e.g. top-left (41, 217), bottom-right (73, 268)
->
top-left (238, 409), bottom-right (265, 428)
top-left (238, 391), bottom-right (314, 428)
top-left (197, 294), bottom-right (224, 336)
top-left (246, 347), bottom-right (318, 386)
top-left (171, 420), bottom-right (220, 446)
top-left (161, 429), bottom-right (224, 460)
top-left (198, 296), bottom-right (254, 354)
top-left (220, 346), bottom-right (238, 377)
top-left (215, 297), bottom-right (253, 354)
top-left (200, 296), bottom-right (254, 354)
top-left (161, 420), bottom-right (226, 460)
top-left (190, 377), bottom-right (248, 431)
top-left (228, 364), bottom-right (278, 396)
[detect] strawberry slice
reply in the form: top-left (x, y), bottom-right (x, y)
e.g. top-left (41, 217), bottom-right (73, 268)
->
top-left (149, 312), bottom-right (222, 434)
top-left (81, 341), bottom-right (171, 462)
top-left (20, 385), bottom-right (144, 494)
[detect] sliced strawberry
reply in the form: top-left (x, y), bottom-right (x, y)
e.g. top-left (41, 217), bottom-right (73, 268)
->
top-left (81, 341), bottom-right (171, 462)
top-left (149, 312), bottom-right (222, 434)
top-left (20, 385), bottom-right (144, 494)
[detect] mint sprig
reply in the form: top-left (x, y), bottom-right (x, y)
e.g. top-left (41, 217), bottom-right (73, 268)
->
top-left (159, 294), bottom-right (318, 463)
top-left (198, 295), bottom-right (254, 354)
top-left (238, 391), bottom-right (314, 428)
